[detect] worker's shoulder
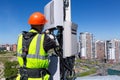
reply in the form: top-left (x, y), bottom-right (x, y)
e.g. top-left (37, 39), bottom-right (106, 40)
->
top-left (17, 31), bottom-right (28, 37)
top-left (17, 33), bottom-right (22, 37)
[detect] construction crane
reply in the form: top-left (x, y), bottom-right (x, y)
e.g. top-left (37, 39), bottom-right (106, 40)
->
top-left (44, 0), bottom-right (78, 80)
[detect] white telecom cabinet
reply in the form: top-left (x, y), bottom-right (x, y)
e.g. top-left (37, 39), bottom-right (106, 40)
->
top-left (44, 0), bottom-right (64, 29)
top-left (44, 0), bottom-right (78, 80)
top-left (63, 21), bottom-right (78, 58)
top-left (44, 0), bottom-right (78, 58)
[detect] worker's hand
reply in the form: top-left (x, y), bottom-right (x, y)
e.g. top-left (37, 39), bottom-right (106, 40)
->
top-left (49, 34), bottom-right (54, 39)
top-left (45, 30), bottom-right (50, 34)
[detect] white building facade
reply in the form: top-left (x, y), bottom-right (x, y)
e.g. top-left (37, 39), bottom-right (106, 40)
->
top-left (105, 39), bottom-right (120, 63)
top-left (79, 32), bottom-right (94, 59)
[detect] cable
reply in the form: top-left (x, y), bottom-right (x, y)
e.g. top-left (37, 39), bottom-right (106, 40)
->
top-left (54, 42), bottom-right (75, 80)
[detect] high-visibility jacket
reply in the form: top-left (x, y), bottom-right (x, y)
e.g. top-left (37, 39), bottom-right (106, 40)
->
top-left (16, 29), bottom-right (50, 80)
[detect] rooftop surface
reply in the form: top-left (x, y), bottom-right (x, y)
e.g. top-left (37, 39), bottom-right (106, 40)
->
top-left (76, 75), bottom-right (120, 80)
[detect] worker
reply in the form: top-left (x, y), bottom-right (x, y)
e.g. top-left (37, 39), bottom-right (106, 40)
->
top-left (16, 12), bottom-right (56, 80)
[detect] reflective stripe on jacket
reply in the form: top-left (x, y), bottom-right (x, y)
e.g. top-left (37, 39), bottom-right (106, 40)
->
top-left (17, 29), bottom-right (49, 68)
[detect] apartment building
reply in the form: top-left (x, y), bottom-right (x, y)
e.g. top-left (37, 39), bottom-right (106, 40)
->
top-left (0, 44), bottom-right (17, 52)
top-left (79, 32), bottom-right (94, 59)
top-left (105, 39), bottom-right (120, 63)
top-left (95, 40), bottom-right (105, 61)
top-left (12, 44), bottom-right (17, 52)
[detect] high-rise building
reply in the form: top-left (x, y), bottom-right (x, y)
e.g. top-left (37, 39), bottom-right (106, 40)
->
top-left (6, 44), bottom-right (11, 51)
top-left (12, 44), bottom-right (17, 52)
top-left (114, 39), bottom-right (120, 63)
top-left (95, 40), bottom-right (105, 61)
top-left (105, 39), bottom-right (120, 63)
top-left (79, 32), bottom-right (94, 59)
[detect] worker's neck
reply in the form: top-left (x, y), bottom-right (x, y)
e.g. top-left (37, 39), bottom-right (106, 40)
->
top-left (31, 27), bottom-right (43, 33)
top-left (31, 25), bottom-right (44, 33)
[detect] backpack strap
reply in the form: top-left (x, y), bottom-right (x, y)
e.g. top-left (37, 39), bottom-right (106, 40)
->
top-left (22, 31), bottom-right (37, 67)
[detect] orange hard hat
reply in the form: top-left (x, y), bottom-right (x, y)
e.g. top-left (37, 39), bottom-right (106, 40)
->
top-left (28, 12), bottom-right (47, 25)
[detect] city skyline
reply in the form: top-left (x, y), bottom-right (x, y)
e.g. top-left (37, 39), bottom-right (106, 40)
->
top-left (0, 0), bottom-right (120, 44)
top-left (79, 32), bottom-right (120, 63)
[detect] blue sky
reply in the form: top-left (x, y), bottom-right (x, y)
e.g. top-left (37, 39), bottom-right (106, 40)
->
top-left (0, 0), bottom-right (120, 44)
